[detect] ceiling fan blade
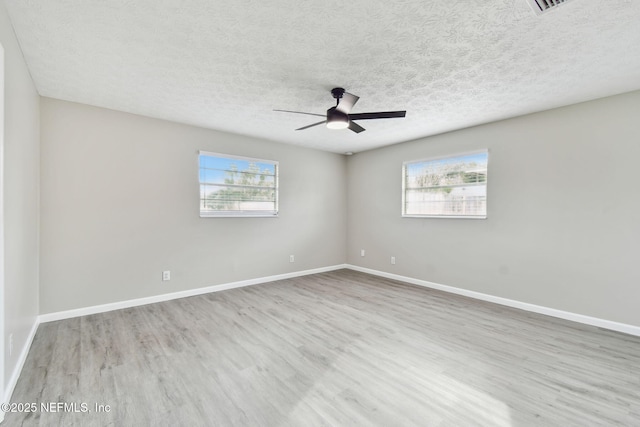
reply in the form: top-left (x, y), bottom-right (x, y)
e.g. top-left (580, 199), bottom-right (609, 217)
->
top-left (274, 109), bottom-right (325, 118)
top-left (295, 120), bottom-right (326, 131)
top-left (349, 111), bottom-right (406, 120)
top-left (336, 92), bottom-right (360, 114)
top-left (348, 121), bottom-right (365, 133)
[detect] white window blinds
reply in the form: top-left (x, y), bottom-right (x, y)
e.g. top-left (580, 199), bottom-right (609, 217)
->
top-left (199, 151), bottom-right (279, 217)
top-left (403, 151), bottom-right (488, 218)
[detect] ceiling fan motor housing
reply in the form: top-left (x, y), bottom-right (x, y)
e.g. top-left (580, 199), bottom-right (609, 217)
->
top-left (326, 106), bottom-right (349, 129)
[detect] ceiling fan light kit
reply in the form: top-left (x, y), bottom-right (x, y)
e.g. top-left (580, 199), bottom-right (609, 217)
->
top-left (326, 107), bottom-right (349, 129)
top-left (276, 87), bottom-right (406, 134)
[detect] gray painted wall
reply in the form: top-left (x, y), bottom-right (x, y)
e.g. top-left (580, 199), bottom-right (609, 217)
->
top-left (347, 90), bottom-right (640, 327)
top-left (40, 98), bottom-right (347, 313)
top-left (1, 2), bottom-right (40, 394)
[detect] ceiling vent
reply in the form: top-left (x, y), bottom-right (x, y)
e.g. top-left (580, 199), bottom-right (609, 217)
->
top-left (525, 0), bottom-right (575, 15)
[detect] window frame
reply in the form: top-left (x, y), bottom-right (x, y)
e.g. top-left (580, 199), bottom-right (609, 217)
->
top-left (402, 150), bottom-right (488, 219)
top-left (199, 150), bottom-right (279, 218)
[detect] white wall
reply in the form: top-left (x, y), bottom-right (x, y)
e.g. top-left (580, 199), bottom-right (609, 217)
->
top-left (0, 0), bottom-right (40, 401)
top-left (0, 33), bottom-right (4, 415)
top-left (40, 98), bottom-right (347, 314)
top-left (40, 91), bottom-right (640, 328)
top-left (347, 90), bottom-right (640, 327)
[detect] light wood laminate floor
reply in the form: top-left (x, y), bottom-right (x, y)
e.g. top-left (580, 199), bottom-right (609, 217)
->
top-left (4, 269), bottom-right (640, 426)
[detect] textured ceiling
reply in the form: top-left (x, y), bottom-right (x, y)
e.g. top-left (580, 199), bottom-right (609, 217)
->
top-left (5, 0), bottom-right (640, 153)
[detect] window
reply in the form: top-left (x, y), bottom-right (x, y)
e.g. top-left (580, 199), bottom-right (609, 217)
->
top-left (199, 151), bottom-right (278, 217)
top-left (402, 150), bottom-right (488, 218)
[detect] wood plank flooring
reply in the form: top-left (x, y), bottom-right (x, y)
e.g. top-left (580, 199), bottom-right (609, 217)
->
top-left (4, 269), bottom-right (640, 426)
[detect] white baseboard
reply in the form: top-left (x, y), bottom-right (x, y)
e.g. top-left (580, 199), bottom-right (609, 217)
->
top-left (39, 264), bottom-right (349, 323)
top-left (346, 264), bottom-right (640, 337)
top-left (3, 317), bottom-right (40, 414)
top-left (39, 263), bottom-right (640, 336)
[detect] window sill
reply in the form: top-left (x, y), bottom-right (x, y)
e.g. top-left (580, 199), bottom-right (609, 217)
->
top-left (402, 215), bottom-right (487, 219)
top-left (200, 213), bottom-right (279, 218)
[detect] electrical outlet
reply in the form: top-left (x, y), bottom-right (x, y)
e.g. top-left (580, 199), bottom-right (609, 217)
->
top-left (289, 255), bottom-right (295, 263)
top-left (9, 333), bottom-right (13, 356)
top-left (391, 256), bottom-right (396, 265)
top-left (162, 270), bottom-right (171, 281)
top-left (360, 249), bottom-right (365, 257)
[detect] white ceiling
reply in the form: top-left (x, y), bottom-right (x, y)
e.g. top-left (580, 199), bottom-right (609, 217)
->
top-left (5, 0), bottom-right (640, 154)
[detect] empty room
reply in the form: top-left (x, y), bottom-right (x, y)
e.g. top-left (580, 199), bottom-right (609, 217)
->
top-left (1, 0), bottom-right (640, 425)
